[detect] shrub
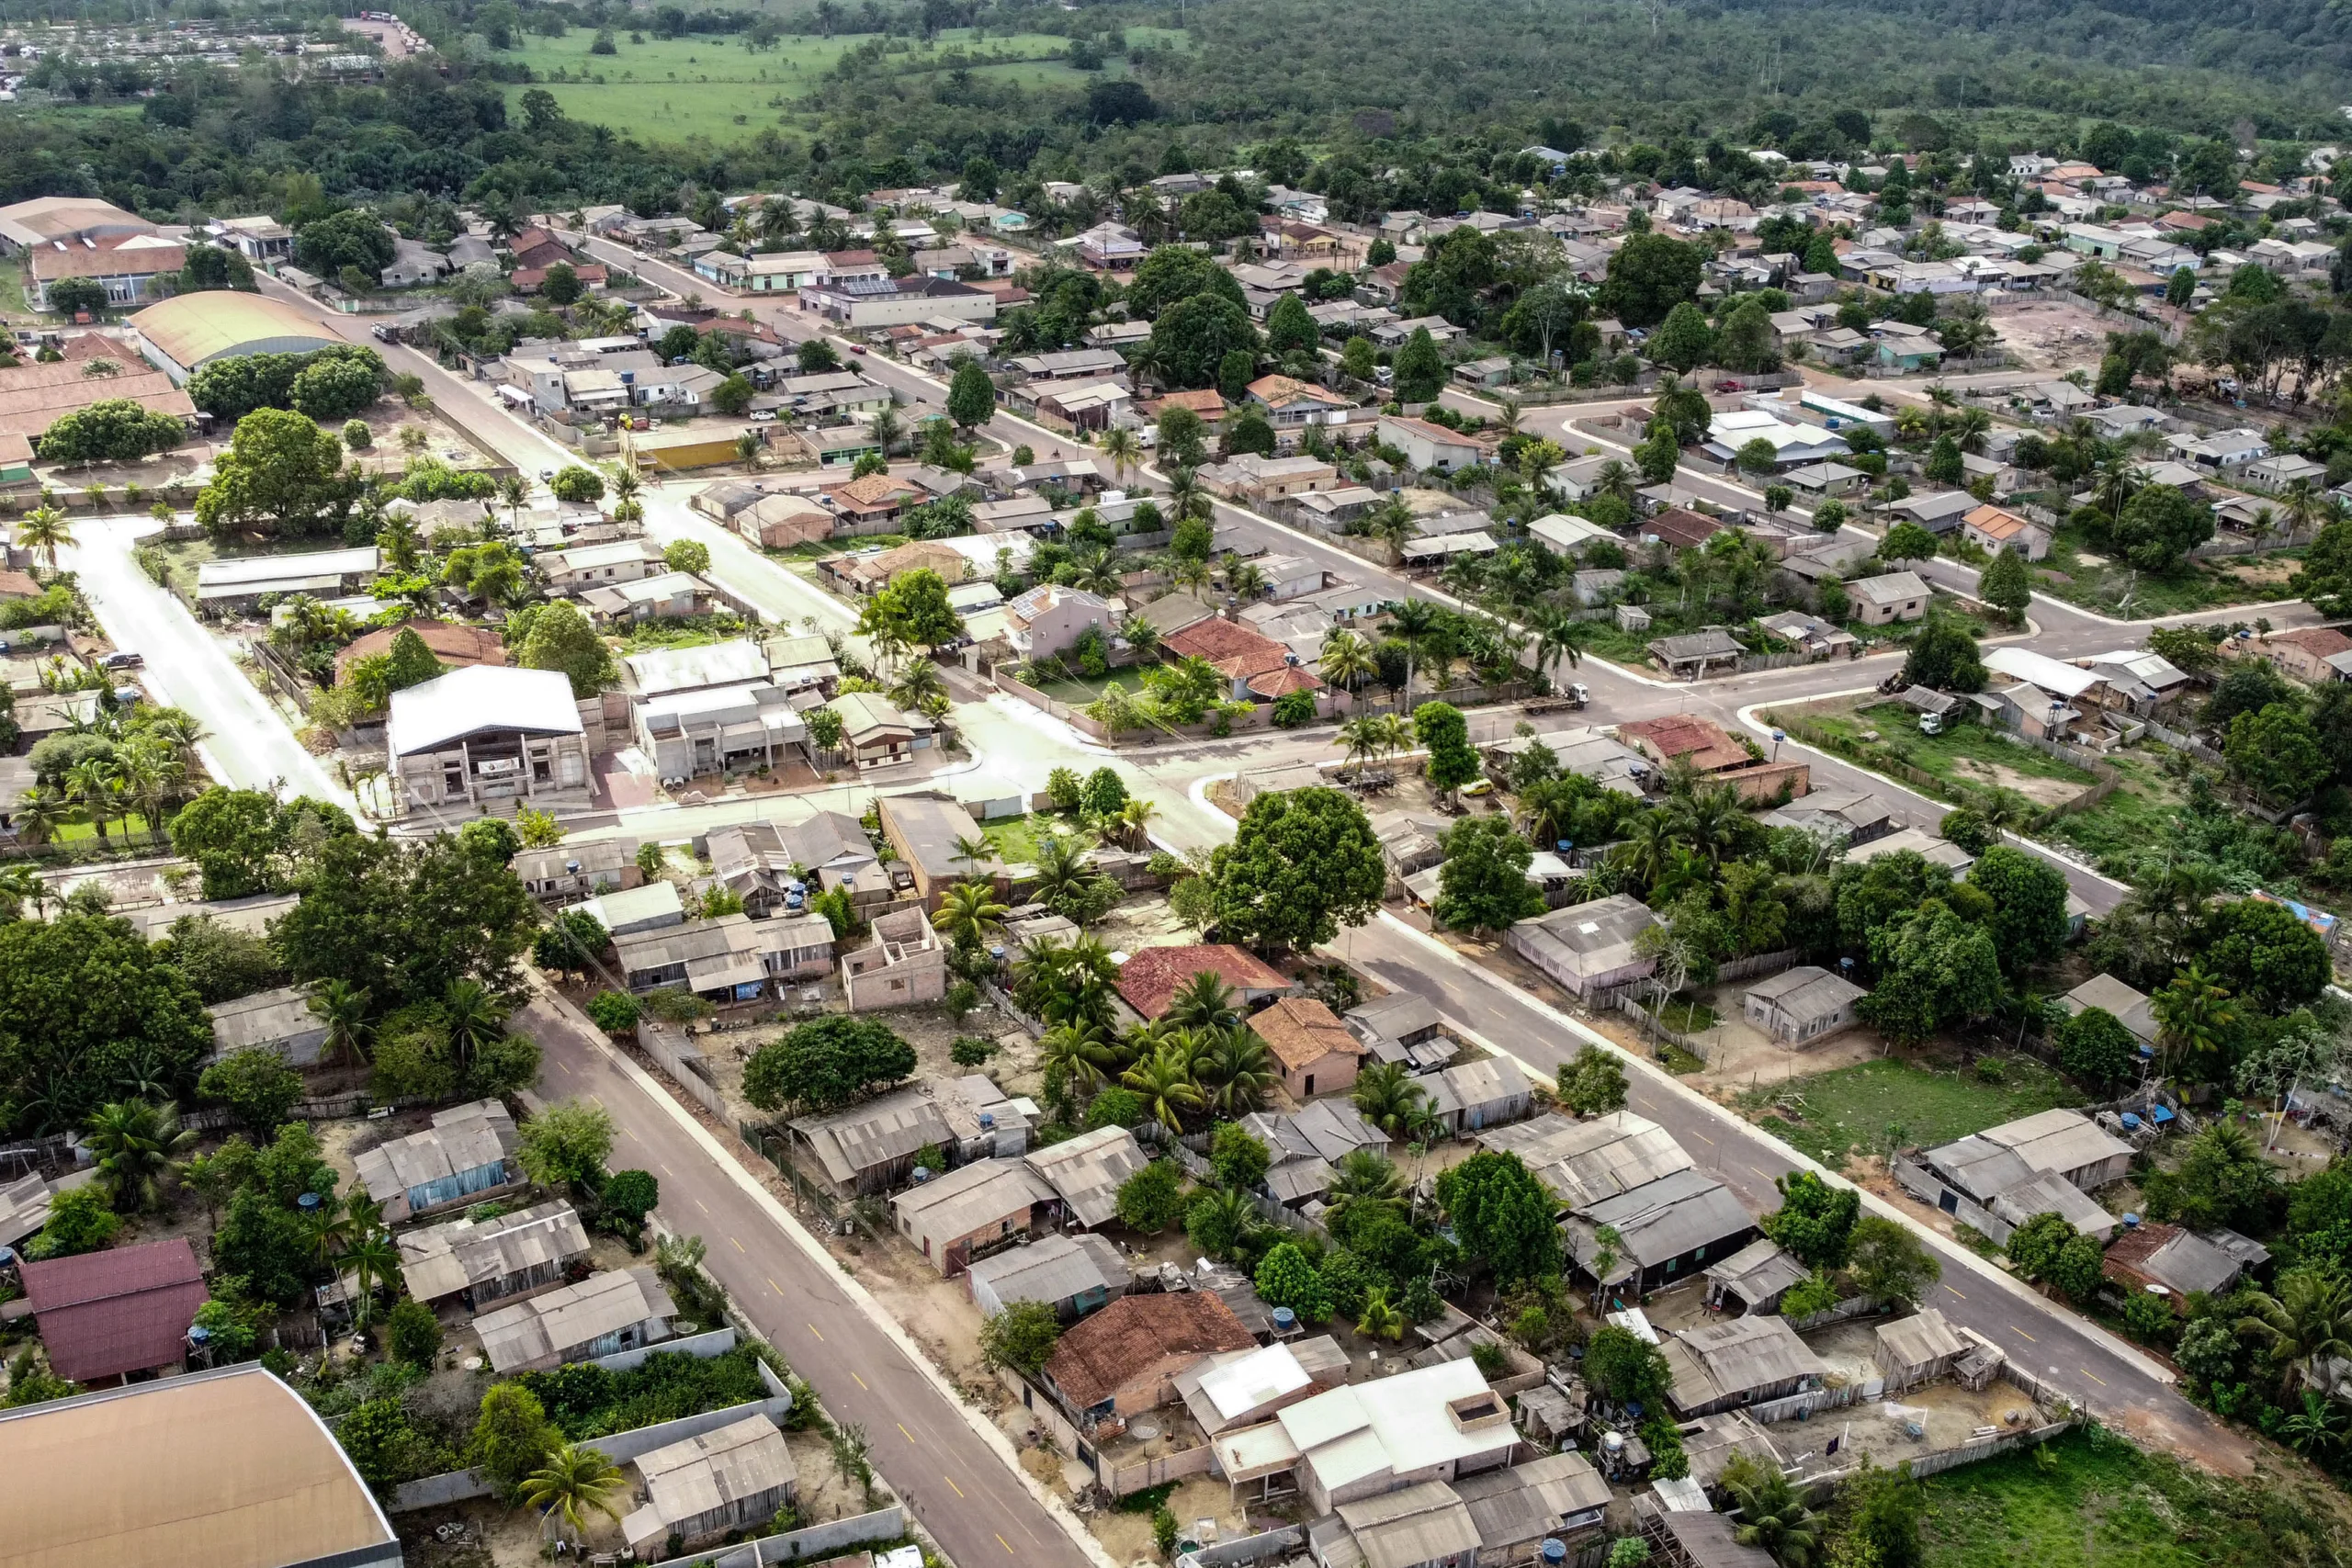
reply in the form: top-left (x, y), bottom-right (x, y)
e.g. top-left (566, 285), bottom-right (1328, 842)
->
top-left (979, 1300), bottom-right (1061, 1374)
top-left (950, 1034), bottom-right (997, 1066)
top-left (585, 990), bottom-right (640, 1034)
top-left (342, 419), bottom-right (372, 450)
top-left (387, 1296), bottom-right (443, 1366)
top-left (1272, 688), bottom-right (1317, 728)
top-left (2120, 1288), bottom-right (2176, 1345)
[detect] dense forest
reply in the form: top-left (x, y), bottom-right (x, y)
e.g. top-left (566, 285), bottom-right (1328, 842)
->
top-left (0, 0), bottom-right (2346, 223)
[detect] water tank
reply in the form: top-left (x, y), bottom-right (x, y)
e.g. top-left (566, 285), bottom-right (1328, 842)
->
top-left (2121, 1213), bottom-right (2141, 1228)
top-left (1601, 1431), bottom-right (1624, 1454)
top-left (979, 1111), bottom-right (996, 1130)
top-left (1542, 1542), bottom-right (1566, 1567)
top-left (911, 1167), bottom-right (933, 1183)
top-left (1272, 1306), bottom-right (1296, 1332)
top-left (1555, 840), bottom-right (1574, 853)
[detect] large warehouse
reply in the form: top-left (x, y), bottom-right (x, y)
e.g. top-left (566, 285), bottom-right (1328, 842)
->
top-left (128, 293), bottom-right (345, 382)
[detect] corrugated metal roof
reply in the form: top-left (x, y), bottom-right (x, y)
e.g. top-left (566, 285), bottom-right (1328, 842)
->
top-left (353, 1100), bottom-right (516, 1203)
top-left (475, 1267), bottom-right (675, 1373)
top-left (889, 1158), bottom-right (1049, 1239)
top-left (398, 1201), bottom-right (591, 1303)
top-left (1663, 1314), bottom-right (1830, 1410)
top-left (1567, 1169), bottom-right (1754, 1272)
top-left (965, 1232), bottom-right (1122, 1311)
top-left (626, 1415), bottom-right (797, 1550)
top-left (1336, 1480), bottom-right (1481, 1568)
top-left (1875, 1308), bottom-right (1966, 1373)
top-left (1482, 1111), bottom-right (1696, 1210)
top-left (1023, 1125), bottom-right (1148, 1228)
top-left (1702, 1238), bottom-right (1807, 1301)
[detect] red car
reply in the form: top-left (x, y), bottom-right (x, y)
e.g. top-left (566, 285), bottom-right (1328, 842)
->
top-left (850, 344), bottom-right (867, 355)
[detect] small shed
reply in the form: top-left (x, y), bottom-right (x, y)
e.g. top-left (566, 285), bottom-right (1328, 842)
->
top-left (966, 1232), bottom-right (1128, 1320)
top-left (1741, 966), bottom-right (1867, 1045)
top-left (352, 1099), bottom-right (521, 1224)
top-left (1872, 1308), bottom-right (1968, 1392)
top-left (1701, 1238), bottom-right (1808, 1314)
top-left (1422, 1056), bottom-right (1534, 1134)
top-left (206, 984), bottom-right (328, 1067)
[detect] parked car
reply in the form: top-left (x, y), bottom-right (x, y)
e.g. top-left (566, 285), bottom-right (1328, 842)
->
top-left (100, 650), bottom-right (143, 670)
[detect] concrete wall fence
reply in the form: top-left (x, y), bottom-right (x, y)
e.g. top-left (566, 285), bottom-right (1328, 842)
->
top-left (644, 1506), bottom-right (908, 1568)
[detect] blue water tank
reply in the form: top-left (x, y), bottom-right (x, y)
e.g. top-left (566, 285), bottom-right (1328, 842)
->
top-left (1541, 1542), bottom-right (1566, 1566)
top-left (1272, 1307), bottom-right (1296, 1331)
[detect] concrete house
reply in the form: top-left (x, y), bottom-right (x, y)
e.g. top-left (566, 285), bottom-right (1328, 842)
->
top-left (1250, 996), bottom-right (1366, 1100)
top-left (825, 691), bottom-right (930, 771)
top-left (1378, 416), bottom-right (1486, 474)
top-left (1846, 570), bottom-right (1930, 625)
top-left (841, 906), bottom-right (950, 1011)
top-left (1742, 966), bottom-right (1867, 1044)
top-left (1116, 943), bottom-right (1296, 1020)
top-left (1236, 1359), bottom-right (1520, 1515)
top-left (889, 1158), bottom-right (1052, 1275)
top-left (513, 838), bottom-right (641, 900)
top-left (17, 1236), bottom-right (208, 1384)
top-left (386, 667), bottom-right (592, 811)
top-left (877, 792), bottom-right (1004, 909)
top-left (475, 1266), bottom-right (678, 1373)
top-left (1003, 584), bottom-right (1115, 660)
top-left (609, 911), bottom-right (838, 999)
top-left (622, 1416), bottom-right (798, 1559)
top-left (1504, 896), bottom-right (1660, 998)
top-left (1040, 1291), bottom-right (1258, 1423)
top-left (1961, 503), bottom-right (2051, 561)
top-left (353, 1100), bottom-right (521, 1224)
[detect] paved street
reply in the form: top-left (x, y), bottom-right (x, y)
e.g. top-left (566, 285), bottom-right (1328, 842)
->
top-left (62, 515), bottom-right (356, 810)
top-left (515, 988), bottom-right (1107, 1568)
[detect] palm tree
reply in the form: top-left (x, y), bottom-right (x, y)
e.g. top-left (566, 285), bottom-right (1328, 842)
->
top-left (2241, 1269), bottom-right (2352, 1393)
top-left (520, 1444), bottom-right (629, 1545)
top-left (870, 406), bottom-right (905, 457)
top-left (1040, 1021), bottom-right (1119, 1094)
top-left (84, 1100), bottom-right (196, 1212)
top-left (936, 879), bottom-right (1010, 949)
top-left (1122, 1044), bottom-right (1205, 1132)
top-left (139, 707), bottom-right (209, 775)
top-left (308, 980), bottom-right (373, 1067)
top-left (1101, 426), bottom-right (1143, 486)
top-left (1720, 1455), bottom-right (1820, 1568)
top-left (1029, 831), bottom-right (1106, 924)
top-left (1193, 1026), bottom-right (1275, 1116)
top-left (1356, 1285), bottom-right (1406, 1341)
top-left (1162, 971), bottom-right (1239, 1031)
top-left (16, 504), bottom-right (74, 574)
top-left (1670, 781), bottom-right (1747, 867)
top-left (65, 754), bottom-right (123, 843)
top-left (1069, 547), bottom-right (1124, 596)
top-left (1612, 808), bottom-right (1690, 894)
top-left (11, 787), bottom-right (65, 847)
top-left (1352, 1062), bottom-right (1430, 1137)
top-left (2090, 453), bottom-right (2146, 519)
top-left (1386, 597), bottom-right (1442, 704)
top-left (1527, 604), bottom-right (1585, 688)
top-left (1325, 1148), bottom-right (1407, 1231)
top-left (498, 473), bottom-right (531, 531)
top-left (1163, 467), bottom-right (1211, 525)
top-left (951, 832), bottom-right (995, 877)
top-left (1319, 628), bottom-right (1378, 694)
top-left (1335, 714), bottom-right (1387, 775)
top-left (2153, 964), bottom-right (2236, 1081)
top-left (1118, 612), bottom-right (1162, 661)
top-left (889, 659), bottom-right (947, 712)
top-left (337, 1228), bottom-right (400, 1329)
top-left (442, 978), bottom-right (511, 1069)
top-left (1190, 1187), bottom-right (1259, 1259)
top-left (2279, 477), bottom-right (2324, 543)
top-left (1114, 797), bottom-right (1159, 851)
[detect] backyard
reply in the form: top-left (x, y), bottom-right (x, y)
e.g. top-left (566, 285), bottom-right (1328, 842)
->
top-left (500, 26), bottom-right (1182, 141)
top-left (1738, 1053), bottom-right (2080, 1169)
top-left (1781, 699), bottom-right (2102, 808)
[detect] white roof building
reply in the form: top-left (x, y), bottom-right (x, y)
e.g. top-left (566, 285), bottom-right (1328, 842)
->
top-left (386, 666), bottom-right (582, 758)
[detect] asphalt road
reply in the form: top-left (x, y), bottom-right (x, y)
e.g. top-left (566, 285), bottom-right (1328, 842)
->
top-left (517, 988), bottom-right (1105, 1568)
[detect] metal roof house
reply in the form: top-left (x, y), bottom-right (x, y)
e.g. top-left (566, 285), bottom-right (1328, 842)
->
top-left (1701, 1238), bottom-right (1808, 1314)
top-left (385, 665), bottom-right (591, 811)
top-left (0, 1364), bottom-right (401, 1568)
top-left (18, 1235), bottom-right (207, 1384)
top-left (396, 1200), bottom-right (591, 1312)
top-left (622, 1415), bottom-right (798, 1558)
top-left (1023, 1123), bottom-right (1149, 1229)
top-left (966, 1232), bottom-right (1129, 1320)
top-left (1479, 1112), bottom-right (1693, 1210)
top-left (1659, 1314), bottom-right (1830, 1416)
top-left (1316, 1479), bottom-right (1483, 1568)
top-left (1503, 895), bottom-right (1660, 999)
top-left (888, 1158), bottom-right (1052, 1276)
top-left (1421, 1057), bottom-right (1535, 1135)
top-left (2101, 1221), bottom-right (2247, 1308)
top-left (1235, 1358), bottom-right (1520, 1515)
top-left (1566, 1168), bottom-right (1758, 1298)
top-left (352, 1100), bottom-right (521, 1224)
top-left (475, 1266), bottom-right (678, 1373)
top-left (1741, 966), bottom-right (1867, 1044)
top-left (1928, 1108), bottom-right (2133, 1198)
top-left (1872, 1308), bottom-right (1969, 1392)
top-left (2057, 972), bottom-right (2157, 1044)
top-left (1455, 1450), bottom-right (1613, 1562)
top-left (206, 983), bottom-right (327, 1067)
top-left (791, 1077), bottom-right (1028, 1196)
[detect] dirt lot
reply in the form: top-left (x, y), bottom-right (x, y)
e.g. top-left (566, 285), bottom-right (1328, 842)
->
top-left (1974, 299), bottom-right (2116, 374)
top-left (345, 404), bottom-right (500, 480)
top-left (1946, 757), bottom-right (2086, 807)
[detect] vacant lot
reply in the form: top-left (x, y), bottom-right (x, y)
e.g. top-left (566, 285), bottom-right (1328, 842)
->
top-left (1921, 1426), bottom-right (2352, 1568)
top-left (1794, 701), bottom-right (2100, 807)
top-left (500, 27), bottom-right (1174, 140)
top-left (2030, 523), bottom-right (2303, 617)
top-left (1743, 1054), bottom-right (2078, 1169)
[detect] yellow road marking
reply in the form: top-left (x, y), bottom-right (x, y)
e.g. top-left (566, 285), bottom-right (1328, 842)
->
top-left (555, 1059), bottom-right (574, 1074)
top-left (807, 1324), bottom-right (824, 1341)
top-left (999, 1536), bottom-right (1013, 1553)
top-left (661, 1163), bottom-right (674, 1178)
top-left (1693, 1131), bottom-right (1714, 1145)
top-left (1943, 1285), bottom-right (1966, 1301)
top-left (767, 1279), bottom-right (783, 1295)
top-left (946, 1476), bottom-right (966, 1499)
top-left (730, 1236), bottom-right (746, 1253)
top-left (853, 1371), bottom-right (869, 1391)
top-left (2080, 1366), bottom-right (2107, 1386)
top-left (1749, 1166), bottom-right (1774, 1179)
top-left (899, 1422), bottom-right (915, 1442)
top-left (2010, 1325), bottom-right (2036, 1343)
top-left (695, 1198), bottom-right (709, 1214)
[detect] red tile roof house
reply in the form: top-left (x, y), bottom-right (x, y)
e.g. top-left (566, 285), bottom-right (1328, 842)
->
top-left (2226, 626), bottom-right (2352, 685)
top-left (19, 1236), bottom-right (207, 1384)
top-left (1250, 995), bottom-right (1365, 1100)
top-left (1161, 616), bottom-right (1329, 703)
top-left (1038, 1290), bottom-right (1257, 1423)
top-left (1618, 713), bottom-right (1811, 805)
top-left (1115, 943), bottom-right (1296, 1021)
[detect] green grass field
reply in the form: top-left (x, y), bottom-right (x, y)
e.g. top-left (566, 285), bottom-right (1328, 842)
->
top-left (1798, 701), bottom-right (2099, 803)
top-left (501, 26), bottom-right (1173, 140)
top-left (2030, 522), bottom-right (2303, 617)
top-left (1921, 1427), bottom-right (2345, 1568)
top-left (1746, 1055), bottom-right (2079, 1169)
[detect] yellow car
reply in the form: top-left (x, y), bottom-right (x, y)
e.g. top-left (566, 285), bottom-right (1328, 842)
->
top-left (1460, 778), bottom-right (1495, 797)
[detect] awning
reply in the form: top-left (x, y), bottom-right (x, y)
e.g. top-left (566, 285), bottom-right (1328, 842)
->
top-left (685, 954), bottom-right (765, 990)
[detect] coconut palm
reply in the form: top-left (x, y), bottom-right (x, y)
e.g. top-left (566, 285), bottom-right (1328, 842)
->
top-left (1335, 714), bottom-right (1389, 775)
top-left (1325, 1148), bottom-right (1407, 1231)
top-left (1029, 830), bottom-right (1111, 924)
top-left (1162, 971), bottom-right (1240, 1031)
top-left (1669, 780), bottom-right (1748, 867)
top-left (2089, 453), bottom-right (2146, 519)
top-left (2241, 1269), bottom-right (2352, 1393)
top-left (2153, 964), bottom-right (2236, 1081)
top-left (1612, 808), bottom-right (1690, 894)
top-left (1122, 1043), bottom-right (1205, 1132)
top-left (521, 1443), bottom-right (630, 1544)
top-left (870, 406), bottom-right (905, 457)
top-left (1102, 426), bottom-right (1143, 486)
top-left (141, 707), bottom-right (208, 774)
top-left (937, 879), bottom-right (1011, 949)
top-left (1190, 1187), bottom-right (1259, 1259)
top-left (337, 1227), bottom-right (400, 1329)
top-left (498, 473), bottom-right (531, 531)
top-left (1721, 1454), bottom-right (1820, 1568)
top-left (1352, 1061), bottom-right (1430, 1137)
top-left (1069, 547), bottom-right (1124, 596)
top-left (889, 659), bottom-right (947, 712)
top-left (1040, 1021), bottom-right (1119, 1094)
top-left (442, 978), bottom-right (512, 1069)
top-left (1114, 797), bottom-right (1159, 850)
top-left (1118, 612), bottom-right (1162, 662)
top-left (84, 1100), bottom-right (196, 1212)
top-left (16, 504), bottom-right (74, 574)
top-left (1363, 495), bottom-right (1415, 550)
top-left (1527, 604), bottom-right (1585, 685)
top-left (65, 754), bottom-right (124, 843)
top-left (1356, 1285), bottom-right (1406, 1341)
top-left (12, 786), bottom-right (66, 847)
top-left (1319, 628), bottom-right (1378, 693)
top-left (308, 980), bottom-right (373, 1067)
top-left (1163, 467), bottom-right (1211, 525)
top-left (1386, 597), bottom-right (1443, 702)
top-left (951, 833), bottom-right (995, 877)
top-left (1193, 1026), bottom-right (1275, 1116)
